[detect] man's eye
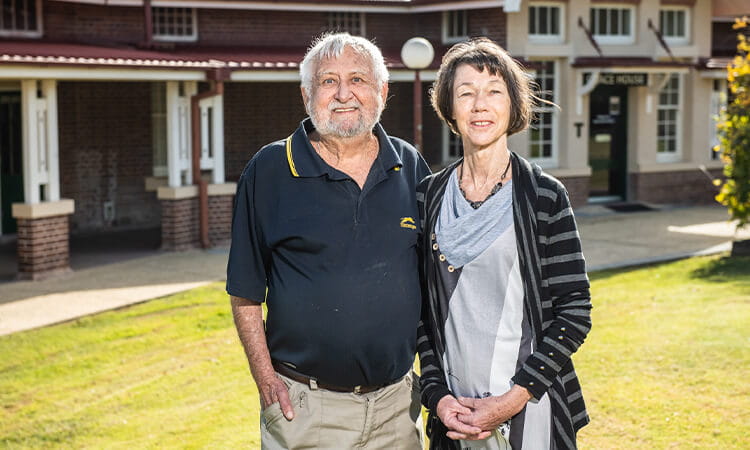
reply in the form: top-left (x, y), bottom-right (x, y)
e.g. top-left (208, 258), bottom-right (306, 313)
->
top-left (322, 78), bottom-right (336, 84)
top-left (352, 77), bottom-right (363, 83)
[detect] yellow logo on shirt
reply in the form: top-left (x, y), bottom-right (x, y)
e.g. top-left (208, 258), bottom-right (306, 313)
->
top-left (400, 217), bottom-right (416, 230)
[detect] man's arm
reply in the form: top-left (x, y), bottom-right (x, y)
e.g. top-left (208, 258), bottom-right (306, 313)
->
top-left (230, 295), bottom-right (294, 420)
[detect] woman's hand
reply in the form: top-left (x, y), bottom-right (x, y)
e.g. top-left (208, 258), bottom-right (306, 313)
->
top-left (436, 395), bottom-right (492, 441)
top-left (456, 385), bottom-right (532, 430)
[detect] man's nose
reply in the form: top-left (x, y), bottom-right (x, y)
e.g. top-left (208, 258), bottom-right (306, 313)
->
top-left (335, 81), bottom-right (353, 102)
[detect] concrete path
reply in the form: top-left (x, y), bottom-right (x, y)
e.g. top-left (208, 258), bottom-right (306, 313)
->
top-left (0, 204), bottom-right (747, 336)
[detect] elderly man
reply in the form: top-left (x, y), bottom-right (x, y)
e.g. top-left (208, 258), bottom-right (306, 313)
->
top-left (227, 33), bottom-right (430, 449)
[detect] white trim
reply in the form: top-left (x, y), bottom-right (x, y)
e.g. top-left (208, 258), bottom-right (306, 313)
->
top-left (166, 81), bottom-right (195, 187)
top-left (0, 0), bottom-right (43, 38)
top-left (11, 199), bottom-right (74, 219)
top-left (636, 161), bottom-right (724, 173)
top-left (20, 80), bottom-right (60, 204)
top-left (50, 0), bottom-right (506, 13)
top-left (0, 66), bottom-right (207, 81)
top-left (656, 73), bottom-right (682, 163)
top-left (528, 59), bottom-right (559, 168)
top-left (442, 10), bottom-right (468, 44)
top-left (659, 5), bottom-right (691, 47)
top-left (528, 2), bottom-right (565, 45)
top-left (590, 4), bottom-right (636, 45)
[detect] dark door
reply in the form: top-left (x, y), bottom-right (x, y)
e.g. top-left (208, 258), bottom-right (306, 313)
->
top-left (1, 92), bottom-right (24, 234)
top-left (588, 85), bottom-right (628, 199)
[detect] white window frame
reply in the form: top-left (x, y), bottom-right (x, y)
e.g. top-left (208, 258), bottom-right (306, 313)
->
top-left (656, 74), bottom-right (682, 163)
top-left (327, 12), bottom-right (366, 36)
top-left (529, 60), bottom-right (559, 168)
top-left (152, 82), bottom-right (168, 177)
top-left (659, 6), bottom-right (690, 46)
top-left (0, 0), bottom-right (42, 38)
top-left (589, 4), bottom-right (635, 45)
top-left (529, 2), bottom-right (565, 44)
top-left (441, 124), bottom-right (462, 164)
top-left (152, 7), bottom-right (198, 42)
top-left (442, 10), bottom-right (468, 44)
top-left (710, 79), bottom-right (727, 160)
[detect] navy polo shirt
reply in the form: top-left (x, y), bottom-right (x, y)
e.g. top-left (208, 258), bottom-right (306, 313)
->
top-left (227, 118), bottom-right (430, 387)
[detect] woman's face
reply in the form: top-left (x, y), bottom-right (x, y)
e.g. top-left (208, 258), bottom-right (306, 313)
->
top-left (451, 63), bottom-right (512, 150)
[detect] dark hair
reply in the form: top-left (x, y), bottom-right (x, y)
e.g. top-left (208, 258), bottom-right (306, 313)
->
top-left (430, 37), bottom-right (539, 137)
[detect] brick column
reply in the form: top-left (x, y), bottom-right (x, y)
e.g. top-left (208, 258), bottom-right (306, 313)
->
top-left (207, 183), bottom-right (236, 247)
top-left (12, 200), bottom-right (75, 280)
top-left (157, 183), bottom-right (235, 250)
top-left (158, 186), bottom-right (200, 251)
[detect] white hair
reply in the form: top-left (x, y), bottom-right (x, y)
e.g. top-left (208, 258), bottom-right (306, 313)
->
top-left (299, 32), bottom-right (389, 96)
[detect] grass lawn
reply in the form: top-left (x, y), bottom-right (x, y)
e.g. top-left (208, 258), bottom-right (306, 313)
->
top-left (1, 254), bottom-right (748, 449)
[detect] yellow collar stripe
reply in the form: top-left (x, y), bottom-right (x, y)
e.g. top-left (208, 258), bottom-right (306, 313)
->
top-left (285, 136), bottom-right (299, 177)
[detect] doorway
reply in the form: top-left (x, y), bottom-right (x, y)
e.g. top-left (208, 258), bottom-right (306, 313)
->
top-left (588, 85), bottom-right (628, 200)
top-left (1, 92), bottom-right (23, 235)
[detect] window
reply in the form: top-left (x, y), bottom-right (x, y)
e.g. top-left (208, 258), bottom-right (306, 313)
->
top-left (152, 7), bottom-right (197, 42)
top-left (0, 0), bottom-right (42, 37)
top-left (529, 61), bottom-right (557, 164)
top-left (529, 3), bottom-right (564, 43)
top-left (327, 12), bottom-right (365, 36)
top-left (657, 74), bottom-right (681, 162)
top-left (152, 82), bottom-right (167, 177)
top-left (659, 7), bottom-right (690, 45)
top-left (589, 5), bottom-right (634, 44)
top-left (443, 10), bottom-right (468, 43)
top-left (710, 79), bottom-right (727, 160)
top-left (442, 125), bottom-right (463, 163)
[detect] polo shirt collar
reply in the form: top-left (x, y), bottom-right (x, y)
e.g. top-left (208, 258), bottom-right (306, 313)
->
top-left (285, 118), bottom-right (404, 179)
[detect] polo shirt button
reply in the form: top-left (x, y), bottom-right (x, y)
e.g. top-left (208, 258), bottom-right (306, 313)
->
top-left (432, 243), bottom-right (439, 251)
top-left (431, 233), bottom-right (436, 240)
top-left (439, 254), bottom-right (446, 262)
top-left (561, 327), bottom-right (567, 332)
top-left (447, 265), bottom-right (455, 272)
top-left (548, 352), bottom-right (554, 357)
top-left (540, 366), bottom-right (545, 371)
top-left (529, 382), bottom-right (535, 386)
top-left (558, 335), bottom-right (564, 340)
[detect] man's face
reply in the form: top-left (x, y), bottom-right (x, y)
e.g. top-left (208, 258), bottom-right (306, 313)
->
top-left (303, 47), bottom-right (387, 138)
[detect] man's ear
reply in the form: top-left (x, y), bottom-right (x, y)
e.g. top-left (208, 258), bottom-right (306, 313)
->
top-left (380, 83), bottom-right (389, 105)
top-left (301, 86), bottom-right (309, 107)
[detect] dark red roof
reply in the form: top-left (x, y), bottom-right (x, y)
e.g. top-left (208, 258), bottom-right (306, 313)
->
top-left (0, 39), bottom-right (451, 71)
top-left (571, 57), bottom-right (696, 68)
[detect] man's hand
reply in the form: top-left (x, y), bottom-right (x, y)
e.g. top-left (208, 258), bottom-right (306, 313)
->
top-left (456, 385), bottom-right (532, 431)
top-left (257, 374), bottom-right (295, 420)
top-left (436, 395), bottom-right (492, 441)
top-left (231, 295), bottom-right (295, 421)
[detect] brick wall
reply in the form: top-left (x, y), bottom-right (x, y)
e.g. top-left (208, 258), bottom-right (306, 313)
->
top-left (161, 198), bottom-right (199, 251)
top-left (44, 1), bottom-right (144, 45)
top-left (557, 176), bottom-right (591, 208)
top-left (198, 9), bottom-right (326, 46)
top-left (58, 82), bottom-right (160, 232)
top-left (208, 195), bottom-right (233, 247)
top-left (16, 215), bottom-right (70, 280)
top-left (223, 82), bottom-right (307, 181)
top-left (629, 169), bottom-right (722, 205)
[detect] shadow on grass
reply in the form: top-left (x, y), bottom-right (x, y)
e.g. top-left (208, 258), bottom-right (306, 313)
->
top-left (689, 255), bottom-right (750, 282)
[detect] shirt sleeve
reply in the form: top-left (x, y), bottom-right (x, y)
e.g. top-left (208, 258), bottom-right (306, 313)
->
top-left (226, 161), bottom-right (270, 302)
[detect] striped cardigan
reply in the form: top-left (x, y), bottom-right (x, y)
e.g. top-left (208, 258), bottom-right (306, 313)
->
top-left (416, 153), bottom-right (592, 450)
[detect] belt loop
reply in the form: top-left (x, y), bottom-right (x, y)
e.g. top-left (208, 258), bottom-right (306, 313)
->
top-left (309, 378), bottom-right (318, 390)
top-left (354, 385), bottom-right (362, 394)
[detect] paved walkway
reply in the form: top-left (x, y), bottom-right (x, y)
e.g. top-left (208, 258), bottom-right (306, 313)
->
top-left (0, 204), bottom-right (747, 336)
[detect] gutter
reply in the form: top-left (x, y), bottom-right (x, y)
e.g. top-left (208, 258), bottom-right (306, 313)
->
top-left (190, 74), bottom-right (225, 249)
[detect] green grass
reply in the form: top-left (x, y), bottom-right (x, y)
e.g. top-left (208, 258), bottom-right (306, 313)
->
top-left (1, 255), bottom-right (748, 449)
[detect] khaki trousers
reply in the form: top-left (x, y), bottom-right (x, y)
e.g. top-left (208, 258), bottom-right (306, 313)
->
top-left (260, 371), bottom-right (424, 450)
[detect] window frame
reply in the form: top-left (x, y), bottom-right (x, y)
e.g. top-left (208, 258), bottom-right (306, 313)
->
top-left (152, 7), bottom-right (198, 42)
top-left (710, 78), bottom-right (727, 161)
top-left (0, 0), bottom-right (43, 38)
top-left (656, 74), bottom-right (682, 163)
top-left (442, 10), bottom-right (468, 44)
top-left (151, 82), bottom-right (168, 177)
top-left (326, 11), bottom-right (366, 36)
top-left (528, 2), bottom-right (565, 44)
top-left (589, 4), bottom-right (636, 45)
top-left (659, 6), bottom-right (690, 46)
top-left (528, 60), bottom-right (559, 168)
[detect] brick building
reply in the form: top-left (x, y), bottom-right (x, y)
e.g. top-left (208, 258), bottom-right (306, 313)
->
top-left (0, 0), bottom-right (743, 279)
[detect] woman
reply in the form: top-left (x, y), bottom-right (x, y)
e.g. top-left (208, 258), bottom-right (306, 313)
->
top-left (417, 38), bottom-right (592, 450)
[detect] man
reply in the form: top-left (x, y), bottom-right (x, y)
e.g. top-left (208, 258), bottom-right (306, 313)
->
top-left (227, 33), bottom-right (430, 449)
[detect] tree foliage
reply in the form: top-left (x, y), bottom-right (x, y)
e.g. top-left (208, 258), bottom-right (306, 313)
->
top-left (716, 17), bottom-right (750, 228)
